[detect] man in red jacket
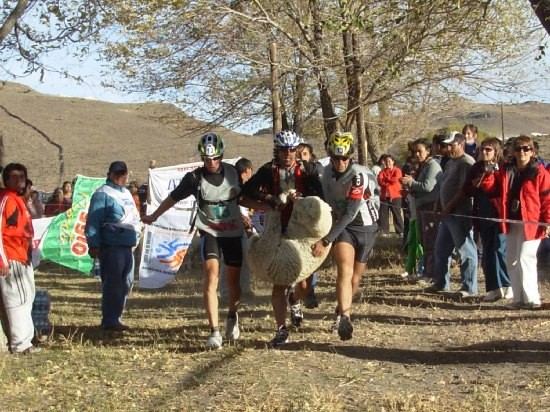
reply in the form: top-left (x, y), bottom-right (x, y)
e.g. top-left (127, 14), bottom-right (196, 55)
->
top-left (0, 163), bottom-right (41, 354)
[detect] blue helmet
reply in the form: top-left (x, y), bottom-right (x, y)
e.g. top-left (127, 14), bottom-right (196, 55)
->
top-left (274, 130), bottom-right (301, 149)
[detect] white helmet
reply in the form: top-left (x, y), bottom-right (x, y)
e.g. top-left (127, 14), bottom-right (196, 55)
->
top-left (274, 130), bottom-right (301, 149)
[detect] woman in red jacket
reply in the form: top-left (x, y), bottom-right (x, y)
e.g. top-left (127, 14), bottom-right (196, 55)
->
top-left (479, 135), bottom-right (550, 309)
top-left (377, 155), bottom-right (404, 235)
top-left (44, 188), bottom-right (70, 217)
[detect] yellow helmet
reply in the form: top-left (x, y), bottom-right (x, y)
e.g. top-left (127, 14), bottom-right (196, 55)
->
top-left (327, 131), bottom-right (354, 157)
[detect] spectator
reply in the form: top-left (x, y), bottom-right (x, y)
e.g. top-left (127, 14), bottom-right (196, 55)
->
top-left (462, 124), bottom-right (479, 158)
top-left (400, 143), bottom-right (416, 249)
top-left (0, 163), bottom-right (41, 354)
top-left (433, 130), bottom-right (451, 171)
top-left (128, 181), bottom-right (141, 216)
top-left (44, 187), bottom-right (70, 217)
top-left (503, 138), bottom-right (515, 162)
top-left (377, 154), bottom-right (404, 235)
top-left (27, 190), bottom-right (44, 219)
top-left (425, 132), bottom-right (478, 296)
top-left (85, 161), bottom-right (142, 331)
top-left (533, 140), bottom-right (548, 167)
top-left (400, 138), bottom-right (443, 283)
top-left (480, 135), bottom-right (550, 309)
top-left (297, 142), bottom-right (324, 177)
top-left (371, 154), bottom-right (386, 178)
top-left (137, 182), bottom-right (148, 218)
top-left (62, 181), bottom-right (73, 207)
top-left (465, 137), bottom-right (512, 302)
top-left (23, 179), bottom-right (43, 219)
top-left (399, 162), bottom-right (423, 279)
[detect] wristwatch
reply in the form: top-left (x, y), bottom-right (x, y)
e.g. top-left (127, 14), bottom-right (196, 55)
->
top-left (321, 237), bottom-right (330, 247)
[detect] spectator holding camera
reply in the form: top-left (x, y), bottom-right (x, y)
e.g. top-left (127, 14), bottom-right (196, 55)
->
top-left (479, 135), bottom-right (550, 309)
top-left (465, 137), bottom-right (511, 302)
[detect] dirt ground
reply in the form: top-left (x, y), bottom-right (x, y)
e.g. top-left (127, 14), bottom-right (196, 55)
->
top-left (1, 236), bottom-right (549, 411)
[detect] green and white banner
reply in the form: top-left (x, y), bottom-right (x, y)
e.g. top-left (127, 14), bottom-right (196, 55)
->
top-left (40, 175), bottom-right (105, 274)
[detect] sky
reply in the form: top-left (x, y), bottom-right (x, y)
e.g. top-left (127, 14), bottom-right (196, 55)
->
top-left (2, 49), bottom-right (144, 104)
top-left (2, 43), bottom-right (550, 135)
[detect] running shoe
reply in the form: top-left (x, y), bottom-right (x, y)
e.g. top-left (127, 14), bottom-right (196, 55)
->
top-left (483, 288), bottom-right (503, 302)
top-left (269, 325), bottom-right (289, 347)
top-left (225, 313), bottom-right (240, 340)
top-left (338, 315), bottom-right (353, 341)
top-left (206, 331), bottom-right (223, 349)
top-left (286, 287), bottom-right (304, 328)
top-left (290, 302), bottom-right (304, 328)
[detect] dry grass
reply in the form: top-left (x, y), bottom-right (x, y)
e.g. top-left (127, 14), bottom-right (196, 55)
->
top-left (1, 239), bottom-right (549, 411)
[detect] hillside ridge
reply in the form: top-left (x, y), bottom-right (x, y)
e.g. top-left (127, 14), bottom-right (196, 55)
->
top-left (1, 81), bottom-right (549, 190)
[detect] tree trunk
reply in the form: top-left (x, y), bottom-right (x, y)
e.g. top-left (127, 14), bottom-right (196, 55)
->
top-left (310, 0), bottom-right (338, 138)
top-left (352, 33), bottom-right (367, 166)
top-left (293, 66), bottom-right (306, 135)
top-left (0, 0), bottom-right (31, 46)
top-left (342, 25), bottom-right (368, 165)
top-left (270, 42), bottom-right (282, 134)
top-left (529, 0), bottom-right (550, 35)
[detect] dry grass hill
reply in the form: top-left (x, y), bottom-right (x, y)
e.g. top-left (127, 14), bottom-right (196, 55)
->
top-left (0, 81), bottom-right (272, 190)
top-left (1, 80), bottom-right (549, 190)
top-left (431, 99), bottom-right (550, 138)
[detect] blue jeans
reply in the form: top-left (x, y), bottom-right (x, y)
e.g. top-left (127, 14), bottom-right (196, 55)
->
top-left (479, 222), bottom-right (510, 292)
top-left (100, 246), bottom-right (134, 327)
top-left (433, 216), bottom-right (478, 293)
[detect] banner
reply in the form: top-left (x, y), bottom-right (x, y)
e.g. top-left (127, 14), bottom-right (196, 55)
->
top-left (31, 217), bottom-right (54, 268)
top-left (40, 175), bottom-right (105, 273)
top-left (138, 162), bottom-right (201, 289)
top-left (139, 159), bottom-right (238, 289)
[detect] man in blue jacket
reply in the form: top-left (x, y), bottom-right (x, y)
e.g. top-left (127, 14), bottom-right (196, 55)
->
top-left (85, 161), bottom-right (142, 331)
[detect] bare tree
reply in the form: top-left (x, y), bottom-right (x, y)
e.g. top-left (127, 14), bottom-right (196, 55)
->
top-left (103, 0), bottom-right (546, 157)
top-left (1, 0), bottom-right (106, 75)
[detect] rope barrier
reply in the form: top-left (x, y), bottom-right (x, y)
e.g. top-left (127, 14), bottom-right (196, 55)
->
top-left (378, 199), bottom-right (550, 228)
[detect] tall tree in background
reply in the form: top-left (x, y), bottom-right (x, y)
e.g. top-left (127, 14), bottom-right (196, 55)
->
top-left (103, 0), bottom-right (547, 163)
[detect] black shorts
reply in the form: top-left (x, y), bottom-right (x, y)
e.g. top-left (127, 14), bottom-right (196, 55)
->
top-left (334, 227), bottom-right (376, 263)
top-left (199, 232), bottom-right (243, 267)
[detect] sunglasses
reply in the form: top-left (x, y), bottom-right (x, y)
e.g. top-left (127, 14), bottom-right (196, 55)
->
top-left (481, 147), bottom-right (494, 152)
top-left (513, 146), bottom-right (532, 153)
top-left (278, 147), bottom-right (297, 153)
top-left (331, 155), bottom-right (350, 162)
top-left (202, 155), bottom-right (222, 161)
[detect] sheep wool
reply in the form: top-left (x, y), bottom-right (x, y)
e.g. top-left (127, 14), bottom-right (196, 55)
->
top-left (247, 196), bottom-right (332, 285)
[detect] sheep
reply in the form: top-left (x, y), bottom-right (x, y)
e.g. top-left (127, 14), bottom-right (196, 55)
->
top-left (247, 196), bottom-right (332, 285)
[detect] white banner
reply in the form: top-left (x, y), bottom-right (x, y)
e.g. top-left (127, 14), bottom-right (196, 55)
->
top-left (147, 161), bottom-right (202, 210)
top-left (32, 217), bottom-right (54, 268)
top-left (138, 207), bottom-right (195, 289)
top-left (138, 159), bottom-right (239, 289)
